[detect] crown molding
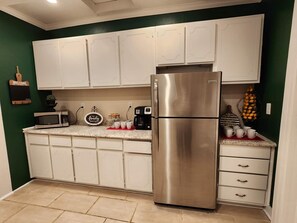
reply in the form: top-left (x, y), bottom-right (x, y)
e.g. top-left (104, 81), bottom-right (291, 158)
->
top-left (1, 0), bottom-right (261, 31)
top-left (1, 6), bottom-right (48, 30)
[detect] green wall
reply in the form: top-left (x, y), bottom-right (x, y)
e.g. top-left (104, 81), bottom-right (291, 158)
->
top-left (257, 0), bottom-right (294, 143)
top-left (0, 12), bottom-right (50, 189)
top-left (256, 0), bottom-right (295, 205)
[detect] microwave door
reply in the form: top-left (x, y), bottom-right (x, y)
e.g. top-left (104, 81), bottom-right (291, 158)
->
top-left (35, 114), bottom-right (62, 128)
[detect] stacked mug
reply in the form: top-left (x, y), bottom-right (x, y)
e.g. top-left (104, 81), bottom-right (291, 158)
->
top-left (224, 125), bottom-right (257, 139)
top-left (114, 120), bottom-right (133, 129)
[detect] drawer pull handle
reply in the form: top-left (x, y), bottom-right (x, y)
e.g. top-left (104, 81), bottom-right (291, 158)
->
top-left (235, 193), bottom-right (246, 198)
top-left (237, 179), bottom-right (248, 183)
top-left (238, 164), bottom-right (249, 168)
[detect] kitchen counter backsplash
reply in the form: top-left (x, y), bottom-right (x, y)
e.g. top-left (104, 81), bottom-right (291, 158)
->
top-left (23, 125), bottom-right (151, 141)
top-left (220, 133), bottom-right (277, 147)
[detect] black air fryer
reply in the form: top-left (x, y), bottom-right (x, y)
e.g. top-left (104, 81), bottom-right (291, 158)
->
top-left (134, 106), bottom-right (151, 130)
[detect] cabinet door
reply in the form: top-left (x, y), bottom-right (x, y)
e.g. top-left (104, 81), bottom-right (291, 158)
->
top-left (33, 40), bottom-right (62, 89)
top-left (73, 149), bottom-right (99, 185)
top-left (124, 154), bottom-right (152, 192)
top-left (186, 21), bottom-right (216, 63)
top-left (119, 27), bottom-right (155, 85)
top-left (88, 33), bottom-right (120, 87)
top-left (214, 15), bottom-right (263, 83)
top-left (98, 150), bottom-right (124, 188)
top-left (156, 24), bottom-right (185, 65)
top-left (51, 147), bottom-right (74, 182)
top-left (60, 37), bottom-right (89, 88)
top-left (29, 145), bottom-right (52, 179)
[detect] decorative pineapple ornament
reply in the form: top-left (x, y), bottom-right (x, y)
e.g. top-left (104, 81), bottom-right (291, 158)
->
top-left (242, 86), bottom-right (257, 125)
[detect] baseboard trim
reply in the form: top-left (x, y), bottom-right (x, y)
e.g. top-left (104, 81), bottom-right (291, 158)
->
top-left (0, 180), bottom-right (33, 201)
top-left (264, 205), bottom-right (272, 220)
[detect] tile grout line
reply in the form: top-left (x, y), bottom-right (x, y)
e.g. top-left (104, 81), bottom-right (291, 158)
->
top-left (2, 203), bottom-right (28, 223)
top-left (51, 210), bottom-right (65, 223)
top-left (47, 191), bottom-right (66, 208)
top-left (129, 201), bottom-right (139, 223)
top-left (85, 195), bottom-right (101, 215)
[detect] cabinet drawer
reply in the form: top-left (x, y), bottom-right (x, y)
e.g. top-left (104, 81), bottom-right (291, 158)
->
top-left (73, 137), bottom-right (96, 149)
top-left (218, 186), bottom-right (265, 205)
top-left (50, 135), bottom-right (71, 147)
top-left (28, 134), bottom-right (49, 145)
top-left (97, 138), bottom-right (122, 151)
top-left (123, 140), bottom-right (151, 154)
top-left (220, 145), bottom-right (271, 159)
top-left (220, 157), bottom-right (269, 175)
top-left (219, 172), bottom-right (268, 190)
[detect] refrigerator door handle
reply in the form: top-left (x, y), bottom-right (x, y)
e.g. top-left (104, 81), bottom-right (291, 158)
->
top-left (152, 78), bottom-right (159, 118)
top-left (152, 118), bottom-right (159, 152)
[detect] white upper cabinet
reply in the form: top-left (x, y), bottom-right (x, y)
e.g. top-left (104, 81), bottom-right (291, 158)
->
top-left (186, 21), bottom-right (216, 63)
top-left (33, 40), bottom-right (62, 89)
top-left (156, 21), bottom-right (216, 65)
top-left (214, 15), bottom-right (263, 84)
top-left (59, 37), bottom-right (89, 88)
top-left (119, 27), bottom-right (156, 86)
top-left (33, 37), bottom-right (90, 89)
top-left (32, 14), bottom-right (264, 89)
top-left (156, 24), bottom-right (185, 65)
top-left (87, 33), bottom-right (120, 87)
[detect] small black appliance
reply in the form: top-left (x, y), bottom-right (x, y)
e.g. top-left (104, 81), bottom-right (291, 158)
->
top-left (134, 106), bottom-right (151, 130)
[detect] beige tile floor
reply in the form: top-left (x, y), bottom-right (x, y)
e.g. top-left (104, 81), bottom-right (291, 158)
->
top-left (0, 180), bottom-right (270, 223)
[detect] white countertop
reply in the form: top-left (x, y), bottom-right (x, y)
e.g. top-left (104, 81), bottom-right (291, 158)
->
top-left (23, 125), bottom-right (152, 141)
top-left (220, 133), bottom-right (277, 148)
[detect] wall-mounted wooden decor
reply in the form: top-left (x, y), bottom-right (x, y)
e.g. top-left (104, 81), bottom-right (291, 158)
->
top-left (9, 66), bottom-right (31, 105)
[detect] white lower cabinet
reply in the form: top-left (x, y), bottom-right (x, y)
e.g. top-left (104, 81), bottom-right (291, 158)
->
top-left (218, 186), bottom-right (266, 205)
top-left (124, 153), bottom-right (152, 192)
top-left (25, 133), bottom-right (152, 193)
top-left (98, 150), bottom-right (124, 189)
top-left (73, 148), bottom-right (99, 185)
top-left (51, 147), bottom-right (74, 182)
top-left (28, 145), bottom-right (52, 179)
top-left (218, 144), bottom-right (274, 206)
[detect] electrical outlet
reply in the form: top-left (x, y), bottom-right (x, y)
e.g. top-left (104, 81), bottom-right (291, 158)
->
top-left (266, 103), bottom-right (271, 115)
top-left (80, 103), bottom-right (85, 108)
top-left (128, 101), bottom-right (133, 107)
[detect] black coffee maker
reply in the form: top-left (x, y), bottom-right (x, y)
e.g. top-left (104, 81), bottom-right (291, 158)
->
top-left (134, 106), bottom-right (152, 130)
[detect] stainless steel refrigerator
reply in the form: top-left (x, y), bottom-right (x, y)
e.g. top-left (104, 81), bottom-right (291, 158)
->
top-left (151, 72), bottom-right (221, 209)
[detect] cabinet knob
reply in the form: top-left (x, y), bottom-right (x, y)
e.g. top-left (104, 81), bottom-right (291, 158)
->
top-left (235, 193), bottom-right (246, 198)
top-left (237, 179), bottom-right (248, 183)
top-left (238, 164), bottom-right (249, 168)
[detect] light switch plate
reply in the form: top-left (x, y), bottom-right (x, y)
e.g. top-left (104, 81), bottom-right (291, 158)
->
top-left (266, 103), bottom-right (271, 115)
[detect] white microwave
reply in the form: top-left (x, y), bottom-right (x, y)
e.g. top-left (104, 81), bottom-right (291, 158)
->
top-left (34, 111), bottom-right (69, 129)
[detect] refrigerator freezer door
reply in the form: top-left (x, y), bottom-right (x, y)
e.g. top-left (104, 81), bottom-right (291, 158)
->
top-left (151, 72), bottom-right (221, 118)
top-left (153, 118), bottom-right (219, 209)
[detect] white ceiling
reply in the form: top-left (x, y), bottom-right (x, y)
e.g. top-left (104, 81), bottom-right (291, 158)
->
top-left (0, 0), bottom-right (261, 30)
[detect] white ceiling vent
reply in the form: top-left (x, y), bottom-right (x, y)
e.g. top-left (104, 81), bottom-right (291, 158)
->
top-left (82, 0), bottom-right (135, 14)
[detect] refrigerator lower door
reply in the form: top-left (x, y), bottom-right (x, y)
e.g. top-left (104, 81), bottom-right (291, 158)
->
top-left (153, 118), bottom-right (219, 209)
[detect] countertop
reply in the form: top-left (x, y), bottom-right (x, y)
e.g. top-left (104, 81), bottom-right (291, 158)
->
top-left (23, 125), bottom-right (152, 141)
top-left (220, 133), bottom-right (277, 148)
top-left (23, 125), bottom-right (276, 147)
